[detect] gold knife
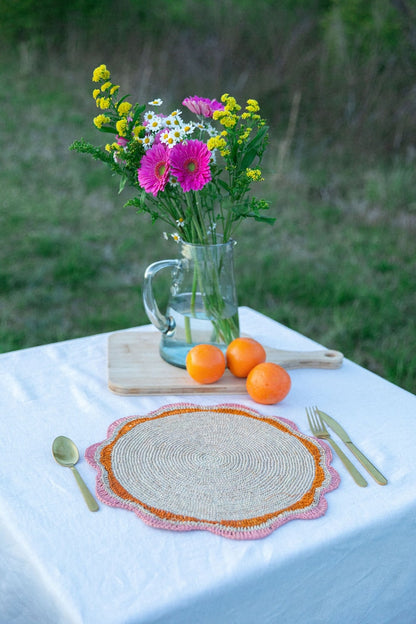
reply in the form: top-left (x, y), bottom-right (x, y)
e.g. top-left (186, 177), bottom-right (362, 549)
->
top-left (317, 408), bottom-right (387, 485)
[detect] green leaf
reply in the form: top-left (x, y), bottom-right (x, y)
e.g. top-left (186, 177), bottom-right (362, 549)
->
top-left (98, 126), bottom-right (118, 134)
top-left (240, 148), bottom-right (258, 170)
top-left (132, 104), bottom-right (146, 125)
top-left (252, 214), bottom-right (276, 224)
top-left (119, 176), bottom-right (127, 193)
top-left (246, 126), bottom-right (269, 153)
top-left (116, 94), bottom-right (131, 106)
top-left (240, 125), bottom-right (269, 169)
top-left (216, 178), bottom-right (230, 192)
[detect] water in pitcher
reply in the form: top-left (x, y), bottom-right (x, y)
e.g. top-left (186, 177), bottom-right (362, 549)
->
top-left (160, 292), bottom-right (239, 368)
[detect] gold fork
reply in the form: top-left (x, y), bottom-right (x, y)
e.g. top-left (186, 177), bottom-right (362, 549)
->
top-left (306, 406), bottom-right (368, 487)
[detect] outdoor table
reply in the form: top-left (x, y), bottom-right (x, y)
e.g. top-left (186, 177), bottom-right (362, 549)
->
top-left (1, 306), bottom-right (415, 624)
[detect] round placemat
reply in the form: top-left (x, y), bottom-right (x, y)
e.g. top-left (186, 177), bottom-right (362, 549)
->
top-left (86, 403), bottom-right (339, 539)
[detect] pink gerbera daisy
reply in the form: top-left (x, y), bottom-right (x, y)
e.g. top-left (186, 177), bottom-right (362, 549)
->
top-left (137, 143), bottom-right (170, 196)
top-left (182, 96), bottom-right (224, 118)
top-left (170, 140), bottom-right (212, 192)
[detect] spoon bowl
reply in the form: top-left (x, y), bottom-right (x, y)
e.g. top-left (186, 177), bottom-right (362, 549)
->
top-left (52, 436), bottom-right (98, 512)
top-left (52, 435), bottom-right (80, 467)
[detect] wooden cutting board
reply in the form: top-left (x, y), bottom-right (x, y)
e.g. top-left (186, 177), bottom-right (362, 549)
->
top-left (108, 332), bottom-right (343, 396)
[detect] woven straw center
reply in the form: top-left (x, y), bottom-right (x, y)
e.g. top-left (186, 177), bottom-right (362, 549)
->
top-left (110, 409), bottom-right (315, 521)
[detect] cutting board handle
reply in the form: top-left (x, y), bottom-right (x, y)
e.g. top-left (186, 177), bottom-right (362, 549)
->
top-left (266, 347), bottom-right (343, 369)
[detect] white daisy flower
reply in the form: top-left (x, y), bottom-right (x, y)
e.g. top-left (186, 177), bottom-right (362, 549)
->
top-left (148, 98), bottom-right (163, 106)
top-left (164, 112), bottom-right (183, 128)
top-left (144, 111), bottom-right (156, 122)
top-left (147, 116), bottom-right (163, 133)
top-left (170, 128), bottom-right (185, 141)
top-left (181, 122), bottom-right (195, 136)
top-left (160, 130), bottom-right (179, 148)
top-left (159, 129), bottom-right (170, 140)
top-left (138, 134), bottom-right (154, 150)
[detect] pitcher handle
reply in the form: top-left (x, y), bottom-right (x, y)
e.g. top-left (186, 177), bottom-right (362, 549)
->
top-left (143, 259), bottom-right (180, 335)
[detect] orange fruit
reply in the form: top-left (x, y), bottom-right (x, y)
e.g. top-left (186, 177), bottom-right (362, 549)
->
top-left (246, 362), bottom-right (291, 405)
top-left (226, 337), bottom-right (266, 378)
top-left (186, 344), bottom-right (226, 384)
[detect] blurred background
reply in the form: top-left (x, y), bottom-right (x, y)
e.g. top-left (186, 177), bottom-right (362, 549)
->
top-left (1, 0), bottom-right (415, 392)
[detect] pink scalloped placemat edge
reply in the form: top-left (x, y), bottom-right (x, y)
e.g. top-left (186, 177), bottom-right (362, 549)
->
top-left (85, 403), bottom-right (340, 540)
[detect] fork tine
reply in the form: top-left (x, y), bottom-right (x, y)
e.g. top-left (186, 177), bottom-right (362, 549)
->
top-left (313, 406), bottom-right (328, 433)
top-left (305, 406), bottom-right (316, 435)
top-left (308, 406), bottom-right (315, 432)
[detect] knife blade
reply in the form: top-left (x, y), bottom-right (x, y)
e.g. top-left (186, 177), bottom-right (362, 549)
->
top-left (317, 409), bottom-right (387, 485)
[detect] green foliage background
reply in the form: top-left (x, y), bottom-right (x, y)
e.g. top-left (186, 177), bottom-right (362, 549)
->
top-left (0, 0), bottom-right (415, 393)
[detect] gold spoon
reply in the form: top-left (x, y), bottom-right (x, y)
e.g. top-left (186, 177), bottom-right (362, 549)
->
top-left (52, 436), bottom-right (98, 512)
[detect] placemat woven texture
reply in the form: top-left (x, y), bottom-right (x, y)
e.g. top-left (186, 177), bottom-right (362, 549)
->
top-left (86, 403), bottom-right (339, 539)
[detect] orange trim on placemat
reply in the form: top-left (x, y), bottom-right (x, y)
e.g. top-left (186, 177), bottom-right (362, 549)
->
top-left (99, 404), bottom-right (326, 529)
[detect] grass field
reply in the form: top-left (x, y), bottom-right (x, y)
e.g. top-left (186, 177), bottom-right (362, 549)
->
top-left (1, 34), bottom-right (415, 394)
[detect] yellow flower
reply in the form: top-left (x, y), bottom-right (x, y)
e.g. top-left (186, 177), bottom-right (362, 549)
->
top-left (133, 125), bottom-right (144, 138)
top-left (92, 89), bottom-right (100, 100)
top-left (118, 101), bottom-right (132, 116)
top-left (110, 85), bottom-right (120, 95)
top-left (246, 99), bottom-right (260, 113)
top-left (238, 127), bottom-right (253, 144)
top-left (116, 119), bottom-right (127, 136)
top-left (101, 81), bottom-right (112, 92)
top-left (246, 168), bottom-right (263, 181)
top-left (96, 97), bottom-right (110, 110)
top-left (220, 114), bottom-right (238, 128)
top-left (106, 141), bottom-right (122, 152)
top-left (92, 64), bottom-right (110, 82)
top-left (224, 96), bottom-right (241, 113)
top-left (207, 136), bottom-right (227, 151)
top-left (93, 114), bottom-right (111, 129)
top-left (212, 109), bottom-right (226, 121)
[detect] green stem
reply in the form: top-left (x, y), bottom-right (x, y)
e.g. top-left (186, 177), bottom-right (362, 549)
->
top-left (185, 192), bottom-right (206, 243)
top-left (190, 264), bottom-right (198, 314)
top-left (185, 264), bottom-right (199, 344)
top-left (184, 316), bottom-right (192, 344)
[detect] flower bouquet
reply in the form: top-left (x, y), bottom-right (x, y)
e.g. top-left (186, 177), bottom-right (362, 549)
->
top-left (70, 64), bottom-right (274, 364)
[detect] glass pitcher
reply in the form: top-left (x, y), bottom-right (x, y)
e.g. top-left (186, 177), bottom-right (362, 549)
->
top-left (143, 240), bottom-right (240, 368)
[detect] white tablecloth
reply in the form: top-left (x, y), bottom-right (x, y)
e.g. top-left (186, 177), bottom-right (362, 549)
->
top-left (1, 307), bottom-right (415, 624)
